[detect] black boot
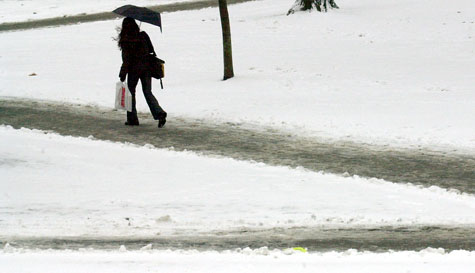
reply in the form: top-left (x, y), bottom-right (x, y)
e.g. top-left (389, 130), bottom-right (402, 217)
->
top-left (125, 119), bottom-right (139, 126)
top-left (126, 111), bottom-right (139, 126)
top-left (158, 112), bottom-right (167, 128)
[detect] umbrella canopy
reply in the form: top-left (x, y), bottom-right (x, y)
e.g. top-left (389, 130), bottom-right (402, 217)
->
top-left (113, 5), bottom-right (162, 31)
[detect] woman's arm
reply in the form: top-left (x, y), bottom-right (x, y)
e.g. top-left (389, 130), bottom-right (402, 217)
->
top-left (142, 32), bottom-right (156, 56)
top-left (119, 46), bottom-right (131, 81)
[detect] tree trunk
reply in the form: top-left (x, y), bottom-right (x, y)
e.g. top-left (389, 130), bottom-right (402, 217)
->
top-left (218, 0), bottom-right (234, 80)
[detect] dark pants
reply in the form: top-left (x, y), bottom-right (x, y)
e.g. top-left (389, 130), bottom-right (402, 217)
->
top-left (127, 71), bottom-right (166, 122)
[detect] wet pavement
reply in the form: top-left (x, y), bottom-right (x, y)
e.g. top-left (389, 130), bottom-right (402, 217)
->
top-left (2, 226), bottom-right (475, 252)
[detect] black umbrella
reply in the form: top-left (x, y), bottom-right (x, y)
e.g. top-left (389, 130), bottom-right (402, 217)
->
top-left (113, 5), bottom-right (162, 31)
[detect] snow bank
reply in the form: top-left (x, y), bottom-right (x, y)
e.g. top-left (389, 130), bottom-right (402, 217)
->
top-left (1, 246), bottom-right (474, 273)
top-left (1, 126), bottom-right (474, 237)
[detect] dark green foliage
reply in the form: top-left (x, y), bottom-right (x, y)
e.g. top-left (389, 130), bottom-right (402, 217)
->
top-left (288, 0), bottom-right (339, 15)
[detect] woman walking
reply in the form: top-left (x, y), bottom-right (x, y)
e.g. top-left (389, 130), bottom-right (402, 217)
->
top-left (118, 17), bottom-right (167, 128)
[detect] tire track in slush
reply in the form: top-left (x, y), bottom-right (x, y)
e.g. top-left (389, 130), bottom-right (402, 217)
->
top-left (1, 98), bottom-right (474, 194)
top-left (3, 226), bottom-right (475, 252)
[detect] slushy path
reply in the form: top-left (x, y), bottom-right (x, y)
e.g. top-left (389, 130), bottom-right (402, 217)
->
top-left (3, 226), bottom-right (475, 251)
top-left (0, 0), bottom-right (255, 32)
top-left (1, 98), bottom-right (474, 194)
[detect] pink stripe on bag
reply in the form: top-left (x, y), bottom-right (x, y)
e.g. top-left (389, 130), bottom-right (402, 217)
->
top-left (121, 86), bottom-right (126, 107)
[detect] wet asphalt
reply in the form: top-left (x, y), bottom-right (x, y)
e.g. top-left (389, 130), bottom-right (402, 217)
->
top-left (2, 226), bottom-right (475, 252)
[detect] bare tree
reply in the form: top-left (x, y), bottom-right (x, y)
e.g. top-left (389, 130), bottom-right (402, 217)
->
top-left (288, 0), bottom-right (339, 15)
top-left (218, 0), bottom-right (234, 80)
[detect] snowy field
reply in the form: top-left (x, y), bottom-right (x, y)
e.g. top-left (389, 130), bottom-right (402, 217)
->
top-left (2, 248), bottom-right (474, 273)
top-left (0, 0), bottom-right (198, 23)
top-left (0, 0), bottom-right (474, 151)
top-left (1, 126), bottom-right (474, 237)
top-left (1, 0), bottom-right (475, 271)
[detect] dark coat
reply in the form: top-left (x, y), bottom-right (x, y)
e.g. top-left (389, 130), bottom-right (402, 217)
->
top-left (119, 31), bottom-right (156, 79)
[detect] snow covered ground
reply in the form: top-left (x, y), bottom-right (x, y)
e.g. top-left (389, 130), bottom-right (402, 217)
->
top-left (1, 126), bottom-right (474, 237)
top-left (1, 124), bottom-right (473, 271)
top-left (1, 0), bottom-right (475, 271)
top-left (0, 0), bottom-right (198, 23)
top-left (2, 248), bottom-right (475, 273)
top-left (0, 0), bottom-right (474, 151)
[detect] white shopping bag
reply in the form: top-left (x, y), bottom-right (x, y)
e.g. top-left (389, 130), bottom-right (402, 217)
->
top-left (115, 81), bottom-right (132, 112)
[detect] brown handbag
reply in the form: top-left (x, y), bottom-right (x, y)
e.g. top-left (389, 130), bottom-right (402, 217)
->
top-left (148, 54), bottom-right (165, 89)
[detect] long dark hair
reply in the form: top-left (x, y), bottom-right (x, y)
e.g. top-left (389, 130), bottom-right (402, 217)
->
top-left (117, 17), bottom-right (140, 50)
